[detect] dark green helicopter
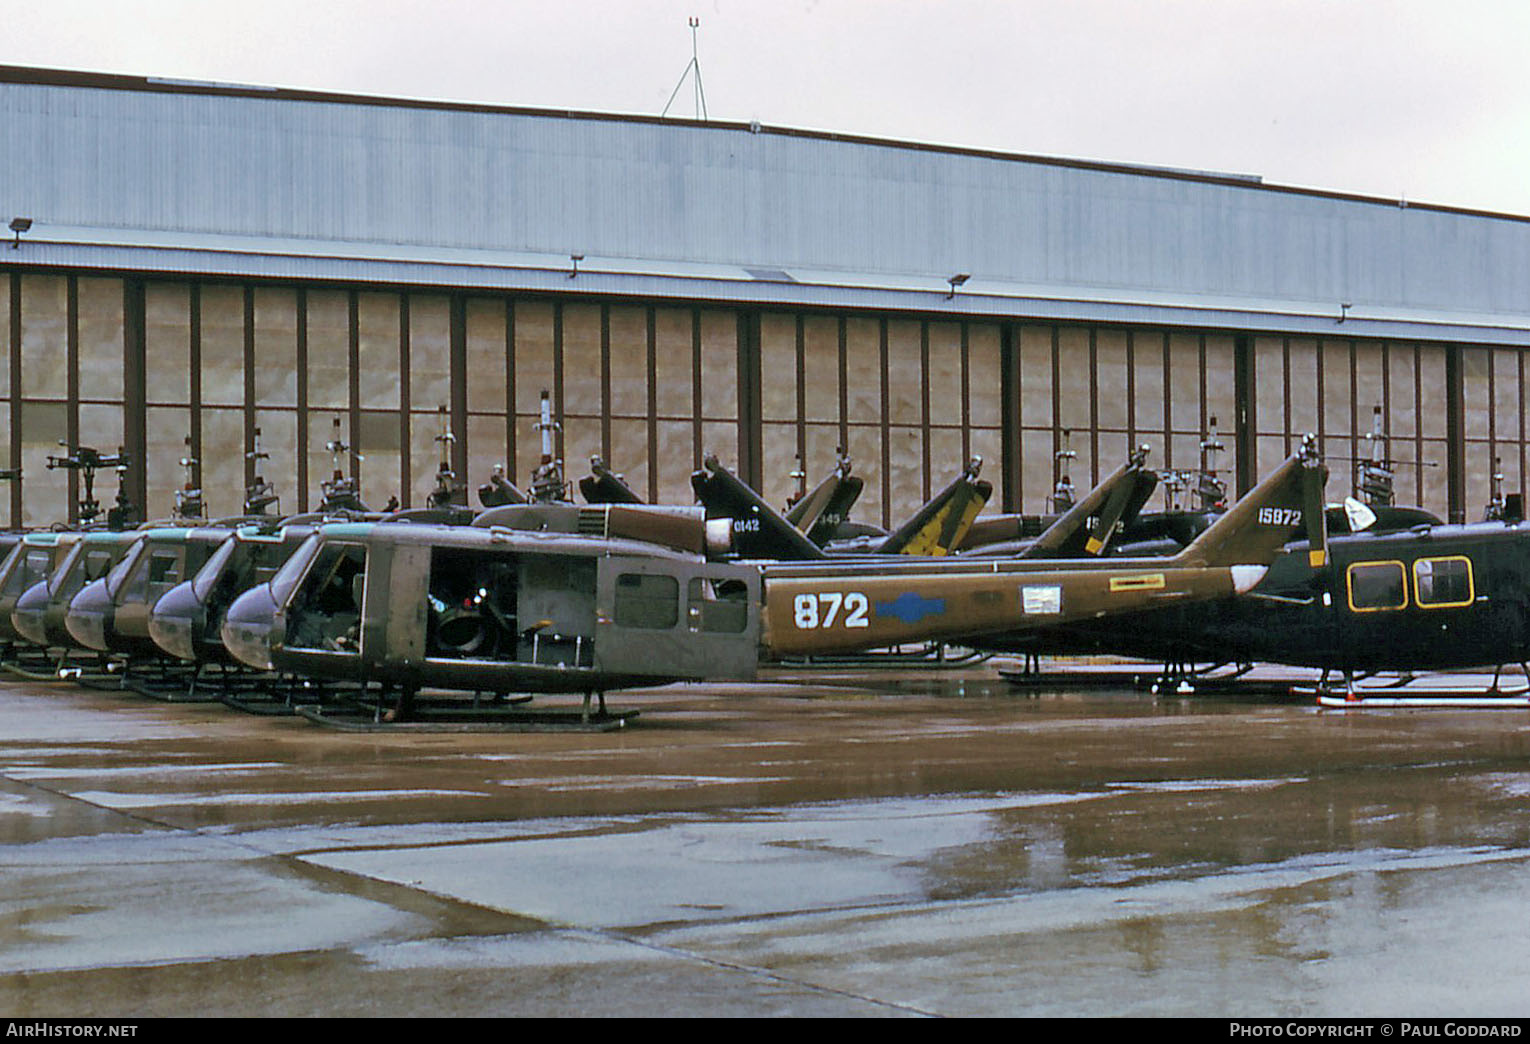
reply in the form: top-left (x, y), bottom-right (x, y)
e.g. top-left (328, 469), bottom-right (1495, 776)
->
top-left (992, 500), bottom-right (1530, 702)
top-left (990, 425), bottom-right (1529, 702)
top-left (693, 452), bottom-right (1000, 560)
top-left (694, 445), bottom-right (1161, 563)
top-left (63, 523), bottom-right (237, 665)
top-left (3, 444), bottom-right (146, 670)
top-left (11, 528), bottom-right (141, 664)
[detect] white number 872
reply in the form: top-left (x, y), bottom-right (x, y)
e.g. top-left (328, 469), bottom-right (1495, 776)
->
top-left (792, 592), bottom-right (870, 629)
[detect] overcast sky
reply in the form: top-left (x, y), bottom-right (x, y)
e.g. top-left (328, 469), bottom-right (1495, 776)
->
top-left (7, 0), bottom-right (1530, 215)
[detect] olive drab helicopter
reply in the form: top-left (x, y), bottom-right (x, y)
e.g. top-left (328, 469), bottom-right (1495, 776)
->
top-left (144, 398), bottom-right (578, 697)
top-left (59, 445), bottom-right (227, 675)
top-left (4, 445), bottom-right (143, 672)
top-left (216, 439), bottom-right (1324, 722)
top-left (10, 527), bottom-right (141, 668)
top-left (0, 531), bottom-right (70, 665)
top-left (63, 523), bottom-right (236, 674)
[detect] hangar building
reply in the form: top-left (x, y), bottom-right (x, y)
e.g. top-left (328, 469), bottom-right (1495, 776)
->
top-left (3, 65), bottom-right (1529, 528)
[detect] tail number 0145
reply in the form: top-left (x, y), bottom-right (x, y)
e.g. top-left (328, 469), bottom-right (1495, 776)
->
top-left (793, 592), bottom-right (870, 629)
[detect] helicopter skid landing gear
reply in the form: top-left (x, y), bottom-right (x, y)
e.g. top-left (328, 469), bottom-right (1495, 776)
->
top-left (291, 685), bottom-right (638, 732)
top-left (1308, 664), bottom-right (1530, 707)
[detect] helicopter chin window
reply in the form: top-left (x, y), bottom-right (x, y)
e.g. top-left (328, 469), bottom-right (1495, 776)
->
top-left (285, 542), bottom-right (367, 654)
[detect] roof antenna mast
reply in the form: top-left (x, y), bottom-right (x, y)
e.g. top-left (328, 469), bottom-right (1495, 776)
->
top-left (661, 16), bottom-right (708, 120)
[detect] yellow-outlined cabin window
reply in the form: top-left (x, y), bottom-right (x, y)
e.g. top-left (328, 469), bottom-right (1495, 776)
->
top-left (1346, 561), bottom-right (1408, 612)
top-left (1414, 556), bottom-right (1474, 609)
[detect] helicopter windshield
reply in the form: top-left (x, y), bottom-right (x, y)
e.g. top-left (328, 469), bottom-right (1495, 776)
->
top-left (46, 544), bottom-right (86, 597)
top-left (191, 537), bottom-right (238, 602)
top-left (268, 533), bottom-right (321, 607)
top-left (0, 543), bottom-right (52, 599)
top-left (104, 541), bottom-right (146, 598)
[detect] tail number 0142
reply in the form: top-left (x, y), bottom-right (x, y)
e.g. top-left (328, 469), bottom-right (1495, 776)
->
top-left (793, 592), bottom-right (870, 629)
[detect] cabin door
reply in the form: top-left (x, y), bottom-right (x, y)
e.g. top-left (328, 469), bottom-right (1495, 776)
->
top-left (594, 559), bottom-right (760, 681)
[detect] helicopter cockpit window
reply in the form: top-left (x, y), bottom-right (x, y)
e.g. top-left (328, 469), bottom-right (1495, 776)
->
top-left (687, 577), bottom-right (748, 633)
top-left (144, 549), bottom-right (184, 599)
top-left (104, 542), bottom-right (146, 598)
top-left (3, 548), bottom-right (52, 598)
top-left (614, 573), bottom-right (679, 629)
top-left (1346, 561), bottom-right (1407, 612)
top-left (50, 545), bottom-right (114, 598)
top-left (269, 534), bottom-right (321, 606)
top-left (285, 542), bottom-right (367, 653)
top-left (1414, 556), bottom-right (1474, 609)
top-left (191, 538), bottom-right (237, 601)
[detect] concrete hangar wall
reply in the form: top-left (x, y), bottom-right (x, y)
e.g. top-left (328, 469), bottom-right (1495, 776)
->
top-left (2, 65), bottom-right (1530, 529)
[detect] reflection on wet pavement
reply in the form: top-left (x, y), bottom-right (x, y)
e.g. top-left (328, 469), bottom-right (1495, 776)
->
top-left (1, 672), bottom-right (1530, 1015)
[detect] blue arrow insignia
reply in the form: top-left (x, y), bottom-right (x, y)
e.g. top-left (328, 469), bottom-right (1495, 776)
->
top-left (875, 591), bottom-right (947, 625)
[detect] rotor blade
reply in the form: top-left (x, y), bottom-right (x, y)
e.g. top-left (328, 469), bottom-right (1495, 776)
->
top-left (879, 460), bottom-right (992, 556)
top-left (1173, 434), bottom-right (1326, 568)
top-left (1303, 452), bottom-right (1329, 568)
top-left (805, 475), bottom-right (864, 545)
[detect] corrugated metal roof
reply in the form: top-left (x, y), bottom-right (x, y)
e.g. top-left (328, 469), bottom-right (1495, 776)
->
top-left (2, 66), bottom-right (1530, 342)
top-left (12, 225), bottom-right (1527, 345)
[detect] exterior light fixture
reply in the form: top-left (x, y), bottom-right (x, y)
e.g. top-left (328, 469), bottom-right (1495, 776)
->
top-left (946, 272), bottom-right (970, 299)
top-left (9, 217), bottom-right (31, 249)
top-left (1339, 301), bottom-right (1352, 323)
top-left (569, 253), bottom-right (584, 279)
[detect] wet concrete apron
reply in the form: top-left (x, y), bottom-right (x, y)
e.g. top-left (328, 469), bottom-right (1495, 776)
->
top-left (2, 670), bottom-right (1530, 1016)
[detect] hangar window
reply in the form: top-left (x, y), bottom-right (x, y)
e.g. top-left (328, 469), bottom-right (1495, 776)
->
top-left (1414, 556), bottom-right (1474, 609)
top-left (1346, 561), bottom-right (1407, 612)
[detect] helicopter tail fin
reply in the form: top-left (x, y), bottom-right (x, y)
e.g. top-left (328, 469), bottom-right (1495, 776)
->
top-left (1172, 435), bottom-right (1327, 569)
top-left (691, 457), bottom-right (826, 561)
top-left (1020, 446), bottom-right (1155, 559)
top-left (877, 457), bottom-right (992, 556)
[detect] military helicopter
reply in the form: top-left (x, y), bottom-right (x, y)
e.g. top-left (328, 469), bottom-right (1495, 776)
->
top-left (145, 520), bottom-right (320, 699)
top-left (143, 402), bottom-right (557, 698)
top-left (696, 443), bottom-right (1160, 565)
top-left (989, 418), bottom-right (1530, 702)
top-left (215, 439), bottom-right (1321, 725)
top-left (996, 471), bottom-right (1530, 704)
top-left (0, 531), bottom-right (69, 667)
top-left (62, 523), bottom-right (235, 676)
top-left (10, 527), bottom-right (141, 669)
